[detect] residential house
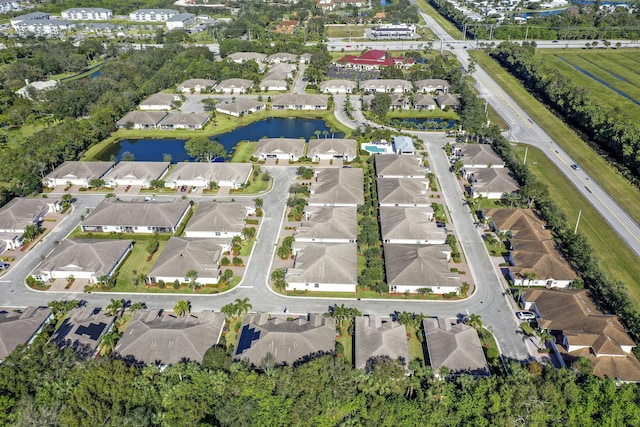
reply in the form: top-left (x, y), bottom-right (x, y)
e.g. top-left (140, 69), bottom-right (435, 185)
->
top-left (0, 198), bottom-right (60, 250)
top-left (116, 111), bottom-right (167, 129)
top-left (254, 138), bottom-right (305, 162)
top-left (423, 317), bottom-right (490, 378)
top-left (294, 206), bottom-right (357, 243)
top-left (10, 12), bottom-right (49, 27)
top-left (437, 94), bottom-right (460, 110)
top-left (389, 93), bottom-right (411, 110)
top-left (185, 201), bottom-right (252, 238)
top-left (354, 316), bottom-right (410, 371)
top-left (307, 138), bottom-right (357, 162)
top-left (234, 313), bottom-right (335, 367)
top-left (15, 79), bottom-right (57, 99)
top-left (102, 161), bottom-right (170, 188)
top-left (413, 93), bottom-right (437, 110)
top-left (265, 63), bottom-right (296, 80)
top-left (159, 112), bottom-right (210, 130)
top-left (115, 310), bottom-right (225, 366)
top-left (215, 79), bottom-right (254, 94)
top-left (319, 79), bottom-right (357, 94)
top-left (413, 79), bottom-right (451, 94)
top-left (392, 136), bottom-right (416, 154)
top-left (13, 19), bottom-right (74, 37)
top-left (166, 13), bottom-right (195, 30)
top-left (360, 79), bottom-right (413, 93)
top-left (259, 79), bottom-right (288, 92)
top-left (50, 307), bottom-right (114, 360)
top-left (379, 206), bottom-right (446, 245)
top-left (338, 50), bottom-right (415, 70)
top-left (44, 161), bottom-right (114, 188)
top-left (0, 306), bottom-right (52, 361)
top-left (308, 168), bottom-right (364, 207)
top-left (483, 208), bottom-right (544, 237)
top-left (216, 99), bottom-right (266, 117)
top-left (140, 93), bottom-right (181, 110)
top-left (286, 242), bottom-right (358, 292)
top-left (299, 53), bottom-right (312, 64)
top-left (465, 168), bottom-right (518, 199)
top-left (454, 144), bottom-right (504, 168)
top-left (0, 1), bottom-right (20, 15)
top-left (227, 52), bottom-right (267, 64)
top-left (32, 239), bottom-right (133, 284)
top-left (376, 178), bottom-right (430, 207)
top-left (520, 288), bottom-right (640, 382)
top-left (271, 94), bottom-right (329, 110)
top-left (129, 9), bottom-right (179, 22)
top-left (275, 20), bottom-right (299, 34)
top-left (177, 79), bottom-right (217, 93)
top-left (81, 199), bottom-right (191, 234)
top-left (375, 154), bottom-right (427, 178)
top-left (147, 237), bottom-right (229, 286)
top-left (62, 8), bottom-right (112, 20)
top-left (384, 244), bottom-right (461, 294)
top-left (164, 162), bottom-right (252, 189)
top-left (267, 53), bottom-right (298, 63)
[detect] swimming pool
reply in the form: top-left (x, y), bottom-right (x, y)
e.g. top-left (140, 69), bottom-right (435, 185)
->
top-left (362, 144), bottom-right (393, 154)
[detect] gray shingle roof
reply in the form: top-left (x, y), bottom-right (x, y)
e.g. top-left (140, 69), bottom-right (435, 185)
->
top-left (148, 237), bottom-right (225, 281)
top-left (165, 163), bottom-right (252, 185)
top-left (384, 244), bottom-right (461, 290)
top-left (354, 316), bottom-right (410, 371)
top-left (116, 111), bottom-right (167, 126)
top-left (374, 154), bottom-right (426, 177)
top-left (45, 161), bottom-right (114, 182)
top-left (216, 79), bottom-right (254, 90)
top-left (177, 79), bottom-right (217, 90)
top-left (140, 93), bottom-right (178, 107)
top-left (0, 306), bottom-right (52, 360)
top-left (227, 52), bottom-right (267, 62)
top-left (103, 161), bottom-right (170, 183)
top-left (307, 138), bottom-right (357, 158)
top-left (309, 168), bottom-right (364, 205)
top-left (0, 198), bottom-right (50, 231)
top-left (295, 206), bottom-right (357, 241)
top-left (286, 242), bottom-right (357, 285)
top-left (376, 178), bottom-right (430, 205)
top-left (271, 94), bottom-right (329, 108)
top-left (319, 79), bottom-right (357, 91)
top-left (51, 307), bottom-right (113, 359)
top-left (254, 138), bottom-right (305, 157)
top-left (379, 206), bottom-right (445, 242)
top-left (82, 199), bottom-right (190, 229)
top-left (457, 144), bottom-right (503, 166)
top-left (185, 201), bottom-right (249, 235)
top-left (160, 112), bottom-right (210, 126)
top-left (216, 99), bottom-right (265, 115)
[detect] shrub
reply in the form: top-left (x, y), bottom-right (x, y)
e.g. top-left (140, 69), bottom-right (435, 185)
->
top-left (158, 280), bottom-right (165, 289)
top-left (221, 257), bottom-right (231, 266)
top-left (173, 279), bottom-right (180, 289)
top-left (232, 256), bottom-right (243, 266)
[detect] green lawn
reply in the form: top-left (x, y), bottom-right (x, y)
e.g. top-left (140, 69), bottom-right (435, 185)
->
top-left (413, 0), bottom-right (463, 39)
top-left (326, 26), bottom-right (365, 38)
top-left (231, 141), bottom-right (257, 163)
top-left (405, 324), bottom-right (426, 363)
top-left (112, 240), bottom-right (168, 292)
top-left (387, 109), bottom-right (459, 120)
top-left (513, 144), bottom-right (640, 305)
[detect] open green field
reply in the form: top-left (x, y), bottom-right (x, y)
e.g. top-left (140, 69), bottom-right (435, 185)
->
top-left (326, 26), bottom-right (365, 38)
top-left (537, 49), bottom-right (640, 119)
top-left (513, 144), bottom-right (640, 306)
top-left (413, 0), bottom-right (463, 39)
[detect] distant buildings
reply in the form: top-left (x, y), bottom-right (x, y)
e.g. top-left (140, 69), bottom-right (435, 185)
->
top-left (62, 8), bottom-right (112, 20)
top-left (129, 9), bottom-right (179, 22)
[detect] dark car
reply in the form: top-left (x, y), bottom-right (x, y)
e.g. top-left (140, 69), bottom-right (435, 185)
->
top-left (180, 185), bottom-right (187, 192)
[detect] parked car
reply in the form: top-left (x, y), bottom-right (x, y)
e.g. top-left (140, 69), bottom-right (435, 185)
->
top-left (180, 185), bottom-right (187, 192)
top-left (516, 311), bottom-right (536, 320)
top-left (0, 262), bottom-right (10, 270)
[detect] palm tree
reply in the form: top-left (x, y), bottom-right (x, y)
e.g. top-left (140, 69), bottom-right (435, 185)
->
top-left (331, 304), bottom-right (348, 330)
top-left (467, 313), bottom-right (483, 330)
top-left (416, 287), bottom-right (433, 299)
top-left (220, 302), bottom-right (236, 321)
top-left (186, 269), bottom-right (199, 291)
top-left (174, 300), bottom-right (191, 317)
top-left (397, 311), bottom-right (414, 326)
top-left (99, 331), bottom-right (121, 355)
top-left (537, 329), bottom-right (555, 349)
top-left (105, 298), bottom-right (124, 317)
top-left (128, 301), bottom-right (146, 313)
top-left (523, 272), bottom-right (538, 287)
top-left (253, 198), bottom-right (263, 210)
top-left (234, 298), bottom-right (252, 318)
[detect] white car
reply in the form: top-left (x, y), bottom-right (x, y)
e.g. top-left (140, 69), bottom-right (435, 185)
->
top-left (516, 311), bottom-right (536, 320)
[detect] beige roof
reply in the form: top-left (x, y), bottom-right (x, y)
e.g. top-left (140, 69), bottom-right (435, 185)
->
top-left (384, 244), bottom-right (461, 290)
top-left (115, 310), bottom-right (225, 365)
top-left (36, 239), bottom-right (132, 277)
top-left (0, 198), bottom-right (50, 231)
top-left (216, 78), bottom-right (254, 90)
top-left (413, 93), bottom-right (437, 106)
top-left (267, 52), bottom-right (298, 62)
top-left (309, 168), bottom-right (364, 205)
top-left (272, 93), bottom-right (329, 107)
top-left (437, 94), bottom-right (460, 107)
top-left (227, 52), bottom-right (267, 62)
top-left (82, 199), bottom-right (190, 229)
top-left (569, 347), bottom-right (640, 382)
top-left (148, 237), bottom-right (225, 280)
top-left (233, 313), bottom-right (336, 366)
top-left (521, 289), bottom-right (599, 330)
top-left (510, 239), bottom-right (577, 282)
top-left (160, 112), bottom-right (210, 126)
top-left (177, 78), bottom-right (216, 90)
top-left (457, 144), bottom-right (503, 166)
top-left (295, 206), bottom-right (357, 241)
top-left (307, 138), bottom-right (357, 158)
top-left (140, 93), bottom-right (177, 107)
top-left (45, 161), bottom-right (114, 182)
top-left (260, 79), bottom-right (287, 89)
top-left (186, 201), bottom-right (249, 234)
top-left (361, 79), bottom-right (412, 91)
top-left (0, 306), bottom-right (52, 360)
top-left (165, 162), bottom-right (252, 185)
top-left (354, 316), bottom-right (410, 371)
top-left (265, 63), bottom-right (296, 80)
top-left (379, 206), bottom-right (445, 242)
top-left (467, 168), bottom-right (518, 194)
top-left (51, 307), bottom-right (113, 359)
top-left (423, 317), bottom-right (489, 377)
top-left (254, 138), bottom-right (305, 157)
top-left (414, 79), bottom-right (450, 90)
top-left (103, 161), bottom-right (169, 182)
top-left (319, 79), bottom-right (357, 91)
top-left (374, 154), bottom-right (426, 177)
top-left (286, 242), bottom-right (357, 285)
top-left (376, 178), bottom-right (430, 205)
top-left (116, 111), bottom-right (167, 126)
top-left (484, 208), bottom-right (548, 238)
top-left (216, 99), bottom-right (265, 115)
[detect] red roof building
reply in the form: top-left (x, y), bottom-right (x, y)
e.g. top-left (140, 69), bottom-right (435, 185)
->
top-left (338, 50), bottom-right (415, 70)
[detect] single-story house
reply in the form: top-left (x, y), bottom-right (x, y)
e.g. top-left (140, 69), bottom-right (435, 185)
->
top-left (0, 198), bottom-right (61, 250)
top-left (164, 162), bottom-right (252, 189)
top-left (140, 93), bottom-right (181, 110)
top-left (384, 244), bottom-right (461, 294)
top-left (159, 112), bottom-right (210, 130)
top-left (465, 168), bottom-right (518, 199)
top-left (271, 94), bottom-right (329, 110)
top-left (379, 206), bottom-right (446, 245)
top-left (32, 239), bottom-right (133, 284)
top-left (0, 306), bottom-right (52, 361)
top-left (103, 161), bottom-right (170, 188)
top-left (354, 316), bottom-right (410, 371)
top-left (81, 199), bottom-right (191, 234)
top-left (166, 12), bottom-right (195, 30)
top-left (254, 138), bottom-right (305, 162)
top-left (177, 79), bottom-right (217, 93)
top-left (266, 53), bottom-right (298, 63)
top-left (215, 79), bottom-right (254, 94)
top-left (215, 99), bottom-right (266, 117)
top-left (50, 307), bottom-right (114, 360)
top-left (234, 313), bottom-right (335, 367)
top-left (259, 79), bottom-right (288, 91)
top-left (115, 310), bottom-right (225, 366)
top-left (482, 208), bottom-right (545, 238)
top-left (392, 136), bottom-right (416, 154)
top-left (15, 79), bottom-right (58, 99)
top-left (116, 111), bottom-right (167, 129)
top-left (437, 94), bottom-right (460, 110)
top-left (286, 242), bottom-right (358, 292)
top-left (423, 317), bottom-right (490, 378)
top-left (360, 79), bottom-right (412, 93)
top-left (374, 154), bottom-right (426, 178)
top-left (376, 178), bottom-right (430, 207)
top-left (264, 63), bottom-right (296, 80)
top-left (454, 144), bottom-right (505, 168)
top-left (185, 201), bottom-right (252, 238)
top-left (389, 93), bottom-right (411, 110)
top-left (294, 206), bottom-right (357, 243)
top-left (507, 238), bottom-right (578, 288)
top-left (44, 161), bottom-right (115, 188)
top-left (319, 79), bottom-right (357, 94)
top-left (308, 168), bottom-right (364, 207)
top-left (413, 79), bottom-right (450, 94)
top-left (227, 52), bottom-right (267, 64)
top-left (307, 138), bottom-right (357, 162)
top-left (413, 93), bottom-right (437, 110)
top-left (299, 53), bottom-right (312, 64)
top-left (147, 237), bottom-right (228, 286)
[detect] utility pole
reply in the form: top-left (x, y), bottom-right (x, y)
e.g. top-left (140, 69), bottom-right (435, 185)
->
top-left (523, 146), bottom-right (528, 165)
top-left (574, 209), bottom-right (582, 234)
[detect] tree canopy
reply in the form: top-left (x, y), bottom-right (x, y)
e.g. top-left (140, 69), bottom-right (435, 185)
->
top-left (185, 136), bottom-right (227, 163)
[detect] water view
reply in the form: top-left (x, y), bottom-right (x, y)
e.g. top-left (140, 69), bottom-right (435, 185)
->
top-left (99, 118), bottom-right (343, 162)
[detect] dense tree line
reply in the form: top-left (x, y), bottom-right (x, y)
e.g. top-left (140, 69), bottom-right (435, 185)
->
top-left (15, 0), bottom-right (177, 16)
top-left (1, 328), bottom-right (639, 426)
top-left (490, 42), bottom-right (640, 185)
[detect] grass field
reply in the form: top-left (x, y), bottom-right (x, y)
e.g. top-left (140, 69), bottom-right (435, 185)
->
top-left (326, 26), bottom-right (365, 38)
top-left (537, 49), bottom-right (640, 119)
